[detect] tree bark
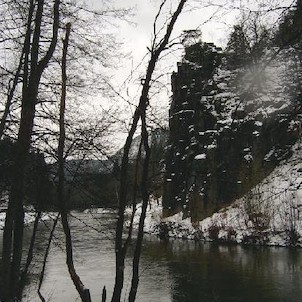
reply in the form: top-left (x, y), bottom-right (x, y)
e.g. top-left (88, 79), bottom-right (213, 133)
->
top-left (37, 213), bottom-right (60, 302)
top-left (18, 211), bottom-right (42, 300)
top-left (58, 23), bottom-right (92, 302)
top-left (128, 115), bottom-right (151, 302)
top-left (111, 2), bottom-right (187, 301)
top-left (1, 1), bottom-right (60, 300)
top-left (0, 0), bottom-right (36, 140)
top-left (1, 1), bottom-right (35, 299)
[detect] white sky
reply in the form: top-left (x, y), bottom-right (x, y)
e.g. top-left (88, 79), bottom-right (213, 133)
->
top-left (88, 0), bottom-right (240, 80)
top-left (84, 0), bottom-right (293, 149)
top-left (107, 0), bottom-right (291, 64)
top-left (106, 1), bottom-right (240, 108)
top-left (113, 0), bottom-right (236, 70)
top-left (87, 0), bottom-right (290, 92)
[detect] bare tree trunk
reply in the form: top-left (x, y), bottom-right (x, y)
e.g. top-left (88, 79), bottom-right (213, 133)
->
top-left (57, 23), bottom-right (92, 302)
top-left (0, 0), bottom-right (38, 140)
top-left (111, 103), bottom-right (146, 301)
top-left (128, 115), bottom-right (151, 302)
top-left (123, 138), bottom-right (143, 250)
top-left (1, 1), bottom-right (60, 300)
top-left (1, 2), bottom-right (35, 300)
top-left (38, 213), bottom-right (60, 302)
top-left (111, 2), bottom-right (187, 301)
top-left (18, 211), bottom-right (42, 299)
top-left (0, 59), bottom-right (24, 140)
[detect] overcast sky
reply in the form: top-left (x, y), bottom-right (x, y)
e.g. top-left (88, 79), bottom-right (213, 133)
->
top-left (89, 0), bottom-right (241, 72)
top-left (84, 0), bottom-right (292, 144)
top-left (102, 1), bottom-right (240, 98)
top-left (100, 0), bottom-right (293, 62)
top-left (113, 0), bottom-right (236, 62)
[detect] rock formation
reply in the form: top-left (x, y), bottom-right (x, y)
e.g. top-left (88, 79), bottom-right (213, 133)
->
top-left (163, 42), bottom-right (302, 221)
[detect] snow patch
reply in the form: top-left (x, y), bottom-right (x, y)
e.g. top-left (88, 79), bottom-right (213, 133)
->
top-left (194, 154), bottom-right (206, 160)
top-left (130, 140), bottom-right (302, 247)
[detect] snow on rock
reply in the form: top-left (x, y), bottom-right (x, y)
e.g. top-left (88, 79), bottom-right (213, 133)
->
top-left (194, 154), bottom-right (206, 160)
top-left (0, 210), bottom-right (55, 230)
top-left (131, 139), bottom-right (302, 247)
top-left (124, 197), bottom-right (163, 234)
top-left (125, 199), bottom-right (198, 240)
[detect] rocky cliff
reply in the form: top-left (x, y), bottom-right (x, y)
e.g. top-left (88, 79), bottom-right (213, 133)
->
top-left (163, 42), bottom-right (302, 221)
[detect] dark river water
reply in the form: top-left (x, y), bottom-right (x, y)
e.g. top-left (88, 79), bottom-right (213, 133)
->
top-left (8, 211), bottom-right (302, 301)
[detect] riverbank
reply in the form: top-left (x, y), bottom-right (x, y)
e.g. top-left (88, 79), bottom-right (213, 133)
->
top-left (0, 140), bottom-right (301, 246)
top-left (128, 140), bottom-right (302, 247)
top-left (0, 210), bottom-right (55, 230)
top-left (18, 210), bottom-right (302, 302)
top-left (128, 197), bottom-right (302, 247)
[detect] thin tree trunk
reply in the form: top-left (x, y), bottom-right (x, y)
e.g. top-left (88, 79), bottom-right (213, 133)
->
top-left (0, 0), bottom-right (37, 140)
top-left (0, 60), bottom-right (23, 139)
top-left (1, 1), bottom-right (60, 299)
top-left (112, 2), bottom-right (187, 301)
top-left (128, 115), bottom-right (151, 302)
top-left (112, 98), bottom-right (148, 300)
top-left (1, 1), bottom-right (35, 299)
top-left (37, 213), bottom-right (60, 302)
top-left (57, 23), bottom-right (91, 302)
top-left (8, 1), bottom-right (45, 296)
top-left (123, 138), bottom-right (143, 252)
top-left (18, 211), bottom-right (42, 299)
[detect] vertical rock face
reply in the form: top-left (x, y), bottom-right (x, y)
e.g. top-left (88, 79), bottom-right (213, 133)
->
top-left (163, 42), bottom-right (302, 221)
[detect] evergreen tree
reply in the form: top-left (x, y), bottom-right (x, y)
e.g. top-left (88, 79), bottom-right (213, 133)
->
top-left (226, 17), bottom-right (270, 69)
top-left (226, 24), bottom-right (250, 68)
top-left (275, 0), bottom-right (302, 47)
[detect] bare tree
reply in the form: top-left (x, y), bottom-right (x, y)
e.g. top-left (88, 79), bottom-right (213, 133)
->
top-left (0, 1), bottom-right (127, 301)
top-left (57, 22), bottom-right (92, 302)
top-left (1, 1), bottom-right (60, 300)
top-left (111, 2), bottom-right (188, 302)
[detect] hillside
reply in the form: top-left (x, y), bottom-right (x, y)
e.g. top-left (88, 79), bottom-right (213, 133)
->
top-left (163, 41), bottom-right (302, 222)
top-left (138, 138), bottom-right (302, 246)
top-left (47, 128), bottom-right (168, 209)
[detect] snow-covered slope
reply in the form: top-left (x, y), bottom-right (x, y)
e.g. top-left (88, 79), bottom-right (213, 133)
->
top-left (0, 211), bottom-right (53, 230)
top-left (197, 139), bottom-right (302, 246)
top-left (130, 138), bottom-right (302, 246)
top-left (164, 42), bottom-right (302, 221)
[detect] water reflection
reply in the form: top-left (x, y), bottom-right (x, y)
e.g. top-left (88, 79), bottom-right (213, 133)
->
top-left (142, 239), bottom-right (302, 302)
top-left (1, 212), bottom-right (302, 301)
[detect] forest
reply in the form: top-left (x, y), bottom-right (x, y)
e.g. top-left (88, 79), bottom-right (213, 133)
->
top-left (0, 0), bottom-right (301, 301)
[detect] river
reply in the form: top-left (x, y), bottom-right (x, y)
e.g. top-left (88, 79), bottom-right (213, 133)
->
top-left (10, 211), bottom-right (302, 301)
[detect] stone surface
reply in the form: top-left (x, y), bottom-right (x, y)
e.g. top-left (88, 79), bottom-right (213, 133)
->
top-left (163, 42), bottom-right (302, 221)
